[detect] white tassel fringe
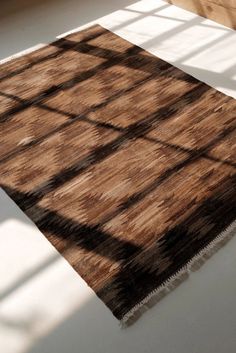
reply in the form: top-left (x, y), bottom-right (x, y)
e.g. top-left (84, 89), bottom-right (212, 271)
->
top-left (120, 219), bottom-right (236, 328)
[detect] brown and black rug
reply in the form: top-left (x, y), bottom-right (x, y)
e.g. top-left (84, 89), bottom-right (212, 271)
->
top-left (0, 24), bottom-right (236, 326)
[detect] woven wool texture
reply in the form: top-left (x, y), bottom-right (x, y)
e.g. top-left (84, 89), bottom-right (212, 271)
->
top-left (0, 24), bottom-right (236, 324)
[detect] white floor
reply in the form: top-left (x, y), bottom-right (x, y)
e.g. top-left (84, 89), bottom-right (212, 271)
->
top-left (0, 1), bottom-right (236, 352)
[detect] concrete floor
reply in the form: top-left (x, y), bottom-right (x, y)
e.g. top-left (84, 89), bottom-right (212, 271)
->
top-left (0, 1), bottom-right (236, 352)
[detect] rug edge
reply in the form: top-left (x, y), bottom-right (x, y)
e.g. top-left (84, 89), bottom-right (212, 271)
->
top-left (0, 23), bottom-right (100, 65)
top-left (120, 218), bottom-right (236, 328)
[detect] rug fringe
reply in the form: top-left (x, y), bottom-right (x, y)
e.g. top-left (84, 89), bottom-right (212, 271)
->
top-left (120, 219), bottom-right (236, 328)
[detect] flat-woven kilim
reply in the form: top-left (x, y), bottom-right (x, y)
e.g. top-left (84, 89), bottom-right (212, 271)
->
top-left (0, 24), bottom-right (236, 326)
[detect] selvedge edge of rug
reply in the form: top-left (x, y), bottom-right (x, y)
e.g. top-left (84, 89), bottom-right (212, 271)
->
top-left (0, 24), bottom-right (235, 327)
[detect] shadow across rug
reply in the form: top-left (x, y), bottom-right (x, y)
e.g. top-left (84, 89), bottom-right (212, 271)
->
top-left (0, 24), bottom-right (236, 326)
